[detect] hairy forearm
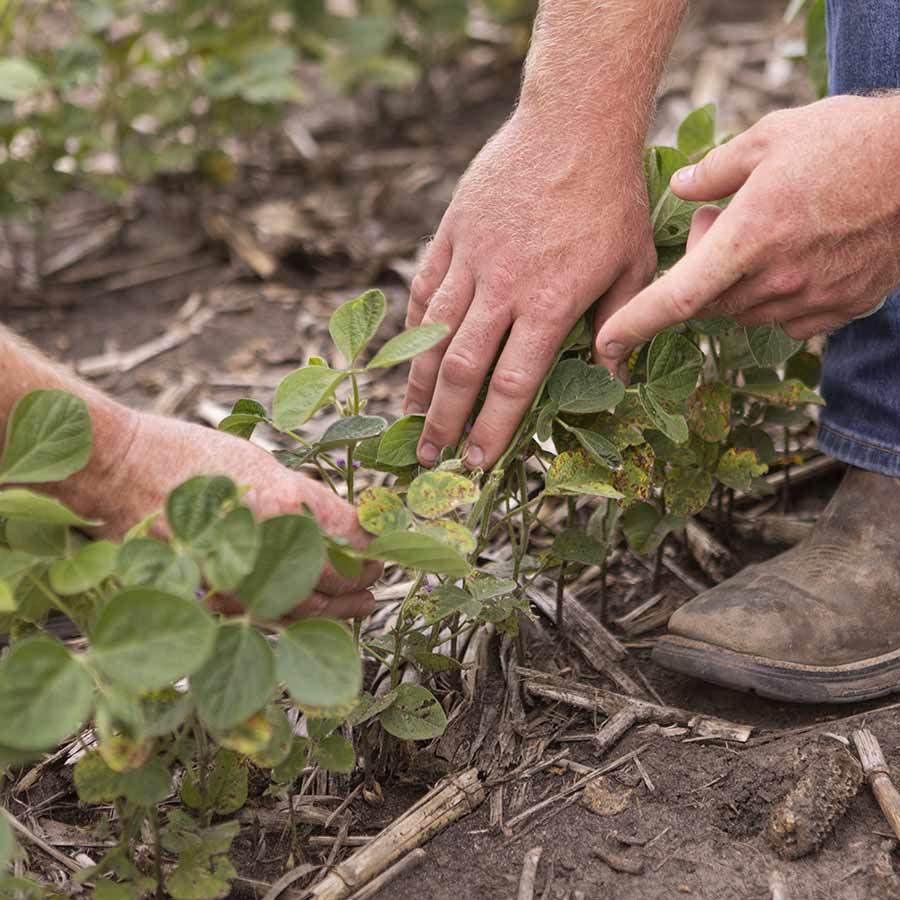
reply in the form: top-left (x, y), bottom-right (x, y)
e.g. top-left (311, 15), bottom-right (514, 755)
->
top-left (519, 0), bottom-right (688, 151)
top-left (0, 324), bottom-right (137, 506)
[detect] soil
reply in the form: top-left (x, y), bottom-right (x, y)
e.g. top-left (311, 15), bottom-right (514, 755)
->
top-left (7, 2), bottom-right (898, 899)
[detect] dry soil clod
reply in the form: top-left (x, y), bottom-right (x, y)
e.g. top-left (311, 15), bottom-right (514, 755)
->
top-left (766, 740), bottom-right (863, 859)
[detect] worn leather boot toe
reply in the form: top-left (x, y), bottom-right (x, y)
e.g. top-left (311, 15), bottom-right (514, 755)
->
top-left (653, 467), bottom-right (900, 703)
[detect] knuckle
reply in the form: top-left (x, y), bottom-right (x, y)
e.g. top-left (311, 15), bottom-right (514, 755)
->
top-left (490, 364), bottom-right (533, 399)
top-left (783, 320), bottom-right (814, 341)
top-left (441, 348), bottom-right (481, 387)
top-left (484, 262), bottom-right (517, 297)
top-left (665, 286), bottom-right (700, 322)
top-left (765, 267), bottom-right (807, 298)
top-left (409, 271), bottom-right (435, 307)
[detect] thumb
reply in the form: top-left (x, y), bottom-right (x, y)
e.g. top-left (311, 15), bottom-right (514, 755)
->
top-left (670, 128), bottom-right (767, 202)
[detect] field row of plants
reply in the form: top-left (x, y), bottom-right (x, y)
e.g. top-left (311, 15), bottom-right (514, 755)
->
top-left (0, 0), bottom-right (535, 225)
top-left (0, 101), bottom-right (825, 897)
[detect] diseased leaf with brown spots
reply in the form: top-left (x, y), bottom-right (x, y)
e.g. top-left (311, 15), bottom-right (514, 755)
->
top-left (736, 380), bottom-right (823, 407)
top-left (612, 443), bottom-right (655, 507)
top-left (688, 382), bottom-right (732, 443)
top-left (416, 519), bottom-right (476, 555)
top-left (358, 487), bottom-right (411, 535)
top-left (545, 449), bottom-right (623, 499)
top-left (406, 471), bottom-right (480, 519)
top-left (717, 448), bottom-right (768, 492)
top-left (664, 466), bottom-right (714, 516)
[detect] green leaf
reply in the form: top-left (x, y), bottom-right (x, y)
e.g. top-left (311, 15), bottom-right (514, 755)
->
top-left (621, 502), bottom-right (685, 555)
top-left (117, 539), bottom-right (200, 599)
top-left (664, 466), bottom-right (714, 517)
top-left (217, 399), bottom-right (267, 440)
top-left (677, 103), bottom-right (716, 158)
top-left (365, 531), bottom-right (471, 577)
top-left (416, 519), bottom-right (476, 555)
top-left (278, 619), bottom-right (362, 709)
top-left (313, 734), bottom-right (355, 773)
top-left (611, 443), bottom-right (656, 506)
top-left (326, 537), bottom-right (364, 580)
top-left (736, 380), bottom-right (823, 406)
top-left (557, 423), bottom-right (623, 468)
top-left (91, 588), bottom-right (216, 692)
top-left (0, 813), bottom-right (13, 870)
top-left (74, 750), bottom-right (125, 803)
top-left (49, 540), bottom-right (118, 595)
top-left (0, 638), bottom-right (94, 750)
top-left (732, 424), bottom-right (777, 464)
top-left (181, 750), bottom-right (247, 816)
top-left (237, 515), bottom-right (325, 620)
top-left (547, 359), bottom-right (625, 414)
top-left (4, 520), bottom-right (68, 558)
top-left (272, 737), bottom-right (311, 783)
top-left (468, 574), bottom-right (517, 603)
top-left (272, 367), bottom-right (347, 430)
top-left (645, 331), bottom-right (704, 403)
top-left (318, 415), bottom-right (387, 449)
top-left (0, 58), bottom-right (47, 101)
top-left (717, 448), bottom-right (768, 492)
top-left (358, 487), bottom-right (411, 535)
top-left (745, 324), bottom-right (803, 368)
top-left (0, 581), bottom-right (14, 612)
top-left (366, 323), bottom-right (449, 369)
top-left (544, 449), bottom-right (623, 499)
top-left (345, 691), bottom-right (399, 727)
top-left (551, 528), bottom-right (608, 566)
top-left (806, 0), bottom-right (828, 98)
top-left (0, 489), bottom-right (99, 526)
top-left (406, 471), bottom-right (479, 518)
top-left (165, 476), bottom-right (237, 545)
top-left (0, 548), bottom-right (39, 585)
top-left (120, 758), bottom-right (172, 807)
top-left (248, 706), bottom-right (293, 768)
top-left (380, 684), bottom-right (447, 741)
top-left (785, 349), bottom-right (822, 389)
top-left (203, 508), bottom-right (259, 592)
top-left (420, 584), bottom-right (480, 625)
top-left (329, 289), bottom-right (387, 364)
top-left (376, 415), bottom-right (425, 468)
top-left (637, 385), bottom-right (689, 444)
top-left (0, 390), bottom-right (92, 484)
top-left (192, 623), bottom-right (276, 731)
top-left (687, 382), bottom-right (732, 443)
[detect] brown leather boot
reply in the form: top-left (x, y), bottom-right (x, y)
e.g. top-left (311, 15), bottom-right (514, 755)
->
top-left (653, 466), bottom-right (900, 703)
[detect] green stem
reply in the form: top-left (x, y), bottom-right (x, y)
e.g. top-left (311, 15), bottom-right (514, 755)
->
top-left (151, 806), bottom-right (164, 900)
top-left (346, 444), bottom-right (355, 504)
top-left (351, 374), bottom-right (361, 415)
top-left (27, 574), bottom-right (78, 625)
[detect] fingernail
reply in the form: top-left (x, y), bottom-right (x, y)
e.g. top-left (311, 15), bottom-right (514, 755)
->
top-left (603, 341), bottom-right (626, 357)
top-left (466, 445), bottom-right (484, 467)
top-left (419, 441), bottom-right (439, 464)
top-left (673, 165), bottom-right (696, 184)
top-left (406, 403), bottom-right (425, 415)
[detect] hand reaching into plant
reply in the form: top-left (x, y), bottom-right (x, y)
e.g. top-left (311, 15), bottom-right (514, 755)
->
top-left (594, 94), bottom-right (900, 373)
top-left (0, 324), bottom-right (379, 620)
top-left (404, 0), bottom-right (687, 470)
top-left (92, 414), bottom-right (382, 620)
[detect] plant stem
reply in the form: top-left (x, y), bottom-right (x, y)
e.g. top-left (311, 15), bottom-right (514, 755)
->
top-left (599, 554), bottom-right (609, 626)
top-left (782, 426), bottom-right (791, 513)
top-left (351, 374), bottom-right (361, 415)
top-left (193, 721), bottom-right (211, 826)
top-left (651, 539), bottom-right (665, 594)
top-left (346, 443), bottom-right (356, 504)
top-left (556, 564), bottom-right (566, 636)
top-left (27, 574), bottom-right (78, 625)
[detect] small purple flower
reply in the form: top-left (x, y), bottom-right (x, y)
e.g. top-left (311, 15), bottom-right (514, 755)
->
top-left (336, 457), bottom-right (347, 468)
top-left (352, 461), bottom-right (361, 470)
top-left (422, 583), bottom-right (433, 594)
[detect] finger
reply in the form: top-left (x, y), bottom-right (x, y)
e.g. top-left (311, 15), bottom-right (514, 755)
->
top-left (670, 126), bottom-right (768, 202)
top-left (592, 264), bottom-right (654, 375)
top-left (466, 315), bottom-right (562, 469)
top-left (406, 233), bottom-right (453, 329)
top-left (316, 558), bottom-right (383, 596)
top-left (417, 299), bottom-right (512, 466)
top-left (686, 204), bottom-right (722, 253)
top-left (404, 261), bottom-right (476, 415)
top-left (733, 295), bottom-right (805, 328)
top-left (595, 211), bottom-right (750, 370)
top-left (288, 590), bottom-right (376, 621)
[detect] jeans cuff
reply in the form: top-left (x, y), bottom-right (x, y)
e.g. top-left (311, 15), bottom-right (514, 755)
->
top-left (817, 422), bottom-right (900, 477)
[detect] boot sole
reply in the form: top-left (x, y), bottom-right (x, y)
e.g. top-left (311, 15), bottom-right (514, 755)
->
top-left (653, 635), bottom-right (900, 704)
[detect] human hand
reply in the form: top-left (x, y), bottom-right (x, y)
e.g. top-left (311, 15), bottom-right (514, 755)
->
top-left (404, 107), bottom-right (657, 470)
top-left (67, 410), bottom-right (380, 619)
top-left (594, 95), bottom-right (900, 372)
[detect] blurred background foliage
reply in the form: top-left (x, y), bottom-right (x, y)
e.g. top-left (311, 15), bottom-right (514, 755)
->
top-left (0, 0), bottom-right (823, 228)
top-left (0, 0), bottom-right (536, 222)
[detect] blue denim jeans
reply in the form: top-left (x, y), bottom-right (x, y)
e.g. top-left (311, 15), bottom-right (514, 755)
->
top-left (817, 1), bottom-right (900, 474)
